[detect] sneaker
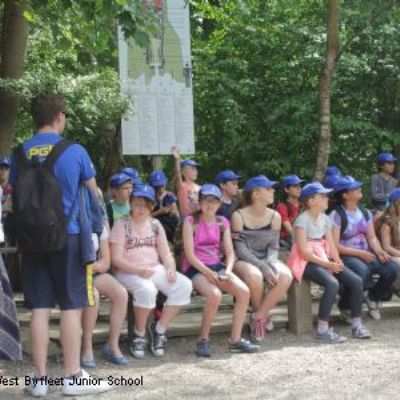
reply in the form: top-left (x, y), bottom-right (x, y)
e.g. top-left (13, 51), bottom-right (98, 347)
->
top-left (149, 321), bottom-right (167, 357)
top-left (25, 375), bottom-right (48, 397)
top-left (229, 338), bottom-right (260, 353)
top-left (62, 369), bottom-right (112, 396)
top-left (352, 325), bottom-right (372, 339)
top-left (249, 313), bottom-right (266, 342)
top-left (366, 298), bottom-right (381, 320)
top-left (339, 308), bottom-right (352, 325)
top-left (315, 328), bottom-right (346, 343)
top-left (130, 334), bottom-right (147, 359)
top-left (196, 339), bottom-right (212, 357)
top-left (265, 315), bottom-right (274, 333)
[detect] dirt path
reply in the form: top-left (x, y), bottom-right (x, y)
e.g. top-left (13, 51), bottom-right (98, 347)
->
top-left (1, 316), bottom-right (400, 400)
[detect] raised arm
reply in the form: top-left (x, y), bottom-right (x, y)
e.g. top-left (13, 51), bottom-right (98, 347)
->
top-left (172, 146), bottom-right (183, 193)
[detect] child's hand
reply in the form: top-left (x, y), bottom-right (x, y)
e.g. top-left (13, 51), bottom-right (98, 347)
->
top-left (167, 268), bottom-right (177, 283)
top-left (137, 266), bottom-right (156, 278)
top-left (171, 146), bottom-right (180, 159)
top-left (326, 261), bottom-right (343, 274)
top-left (204, 269), bottom-right (219, 285)
top-left (377, 249), bottom-right (391, 263)
top-left (92, 260), bottom-right (108, 274)
top-left (359, 251), bottom-right (376, 263)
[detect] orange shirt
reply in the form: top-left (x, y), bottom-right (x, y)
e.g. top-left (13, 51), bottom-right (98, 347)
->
top-left (177, 181), bottom-right (200, 217)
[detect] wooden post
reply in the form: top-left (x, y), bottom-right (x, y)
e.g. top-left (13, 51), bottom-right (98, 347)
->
top-left (127, 293), bottom-right (135, 343)
top-left (287, 280), bottom-right (313, 335)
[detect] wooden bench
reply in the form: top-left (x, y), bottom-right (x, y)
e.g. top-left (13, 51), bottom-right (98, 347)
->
top-left (126, 250), bottom-right (314, 341)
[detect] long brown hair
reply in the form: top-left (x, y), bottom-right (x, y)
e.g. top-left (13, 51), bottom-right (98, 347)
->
top-left (376, 200), bottom-right (400, 247)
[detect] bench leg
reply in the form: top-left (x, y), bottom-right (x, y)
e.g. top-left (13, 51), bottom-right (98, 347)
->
top-left (287, 280), bottom-right (313, 335)
top-left (127, 293), bottom-right (135, 343)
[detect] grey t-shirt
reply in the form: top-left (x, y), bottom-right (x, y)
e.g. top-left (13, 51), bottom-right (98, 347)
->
top-left (293, 211), bottom-right (332, 240)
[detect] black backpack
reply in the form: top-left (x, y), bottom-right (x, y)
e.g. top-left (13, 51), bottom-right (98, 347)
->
top-left (332, 204), bottom-right (370, 238)
top-left (12, 139), bottom-right (76, 253)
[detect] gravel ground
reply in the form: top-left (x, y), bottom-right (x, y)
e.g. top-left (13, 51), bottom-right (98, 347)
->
top-left (1, 315), bottom-right (400, 400)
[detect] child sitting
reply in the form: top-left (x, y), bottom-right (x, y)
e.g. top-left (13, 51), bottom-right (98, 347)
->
top-left (215, 169), bottom-right (241, 221)
top-left (377, 188), bottom-right (400, 296)
top-left (330, 176), bottom-right (397, 321)
top-left (110, 184), bottom-right (192, 358)
top-left (106, 173), bottom-right (133, 228)
top-left (288, 182), bottom-right (371, 341)
top-left (276, 174), bottom-right (304, 249)
top-left (149, 170), bottom-right (180, 244)
top-left (182, 184), bottom-right (259, 356)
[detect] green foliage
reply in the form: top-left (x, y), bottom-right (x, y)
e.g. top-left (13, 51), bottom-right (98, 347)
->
top-left (190, 0), bottom-right (400, 205)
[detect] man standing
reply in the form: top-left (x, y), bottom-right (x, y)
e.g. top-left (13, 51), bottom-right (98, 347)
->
top-left (10, 93), bottom-right (111, 396)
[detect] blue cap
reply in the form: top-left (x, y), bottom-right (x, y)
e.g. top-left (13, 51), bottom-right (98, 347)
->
top-left (131, 184), bottom-right (156, 202)
top-left (244, 175), bottom-right (279, 191)
top-left (282, 175), bottom-right (305, 187)
top-left (200, 184), bottom-right (222, 199)
top-left (333, 176), bottom-right (363, 193)
top-left (300, 182), bottom-right (333, 199)
top-left (110, 173), bottom-right (133, 188)
top-left (121, 167), bottom-right (142, 185)
top-left (164, 193), bottom-right (177, 205)
top-left (377, 152), bottom-right (397, 163)
top-left (322, 174), bottom-right (342, 189)
top-left (388, 188), bottom-right (400, 203)
top-left (325, 166), bottom-right (342, 177)
top-left (149, 170), bottom-right (167, 187)
top-left (0, 157), bottom-right (11, 167)
top-left (215, 170), bottom-right (241, 185)
top-left (180, 159), bottom-right (201, 168)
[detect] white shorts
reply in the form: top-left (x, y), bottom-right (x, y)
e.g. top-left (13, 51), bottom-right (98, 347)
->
top-left (115, 264), bottom-right (192, 309)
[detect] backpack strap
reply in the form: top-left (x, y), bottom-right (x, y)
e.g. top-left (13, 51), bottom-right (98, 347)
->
top-left (150, 218), bottom-right (160, 236)
top-left (106, 202), bottom-right (114, 229)
top-left (333, 205), bottom-right (348, 238)
top-left (359, 205), bottom-right (371, 222)
top-left (43, 139), bottom-right (75, 172)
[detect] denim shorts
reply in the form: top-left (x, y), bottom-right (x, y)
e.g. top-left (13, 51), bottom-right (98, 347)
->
top-left (184, 263), bottom-right (226, 280)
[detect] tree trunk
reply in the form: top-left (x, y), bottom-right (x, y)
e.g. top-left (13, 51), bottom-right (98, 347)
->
top-left (314, 0), bottom-right (340, 181)
top-left (102, 122), bottom-right (122, 190)
top-left (0, 0), bottom-right (29, 156)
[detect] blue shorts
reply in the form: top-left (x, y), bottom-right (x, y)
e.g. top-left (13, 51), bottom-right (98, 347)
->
top-left (21, 235), bottom-right (92, 310)
top-left (184, 263), bottom-right (225, 280)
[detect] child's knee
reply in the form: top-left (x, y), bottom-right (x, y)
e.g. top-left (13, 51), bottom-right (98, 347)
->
top-left (207, 287), bottom-right (222, 306)
top-left (166, 275), bottom-right (193, 305)
top-left (134, 284), bottom-right (158, 309)
top-left (327, 278), bottom-right (340, 295)
top-left (278, 267), bottom-right (293, 288)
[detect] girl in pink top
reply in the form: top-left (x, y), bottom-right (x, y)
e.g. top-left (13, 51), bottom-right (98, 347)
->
top-left (182, 184), bottom-right (259, 357)
top-left (110, 185), bottom-right (192, 359)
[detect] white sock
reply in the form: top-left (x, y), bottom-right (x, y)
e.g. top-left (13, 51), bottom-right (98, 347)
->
top-left (135, 329), bottom-right (145, 337)
top-left (156, 322), bottom-right (166, 335)
top-left (352, 317), bottom-right (362, 329)
top-left (317, 320), bottom-right (329, 334)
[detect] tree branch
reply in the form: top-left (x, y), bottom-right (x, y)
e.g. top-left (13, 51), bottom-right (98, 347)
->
top-left (337, 0), bottom-right (400, 62)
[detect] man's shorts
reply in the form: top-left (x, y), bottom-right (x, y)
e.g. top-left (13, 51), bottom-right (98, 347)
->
top-left (21, 234), bottom-right (92, 310)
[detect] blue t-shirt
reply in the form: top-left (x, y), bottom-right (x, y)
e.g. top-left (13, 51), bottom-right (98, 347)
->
top-left (10, 132), bottom-right (96, 234)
